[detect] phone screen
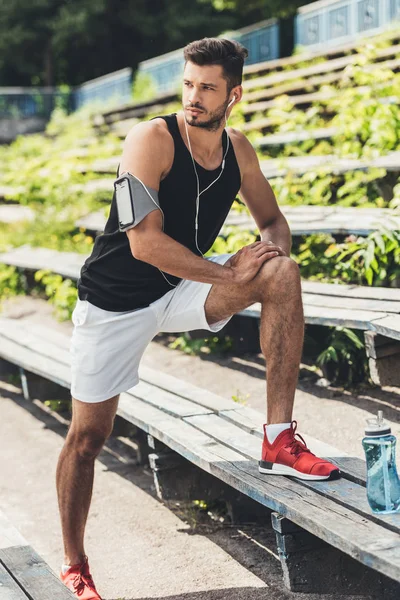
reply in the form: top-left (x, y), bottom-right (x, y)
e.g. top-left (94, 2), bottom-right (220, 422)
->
top-left (115, 179), bottom-right (134, 229)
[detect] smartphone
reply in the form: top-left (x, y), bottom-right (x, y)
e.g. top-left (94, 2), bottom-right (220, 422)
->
top-left (115, 176), bottom-right (135, 231)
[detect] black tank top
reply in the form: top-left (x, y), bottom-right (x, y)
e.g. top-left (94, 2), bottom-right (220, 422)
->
top-left (77, 113), bottom-right (241, 311)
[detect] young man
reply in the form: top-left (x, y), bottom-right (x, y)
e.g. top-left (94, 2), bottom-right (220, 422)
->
top-left (58, 37), bottom-right (340, 598)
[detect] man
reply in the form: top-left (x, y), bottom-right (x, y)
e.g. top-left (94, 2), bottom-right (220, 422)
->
top-left (58, 37), bottom-right (340, 599)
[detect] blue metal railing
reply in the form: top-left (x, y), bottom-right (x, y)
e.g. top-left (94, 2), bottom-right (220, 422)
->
top-left (138, 19), bottom-right (280, 96)
top-left (0, 67), bottom-right (133, 119)
top-left (0, 88), bottom-right (71, 119)
top-left (72, 67), bottom-right (133, 111)
top-left (296, 0), bottom-right (400, 50)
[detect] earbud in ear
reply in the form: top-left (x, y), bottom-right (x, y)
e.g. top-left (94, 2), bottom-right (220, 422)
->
top-left (228, 95), bottom-right (236, 107)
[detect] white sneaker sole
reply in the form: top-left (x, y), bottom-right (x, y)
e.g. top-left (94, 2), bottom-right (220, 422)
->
top-left (258, 460), bottom-right (340, 481)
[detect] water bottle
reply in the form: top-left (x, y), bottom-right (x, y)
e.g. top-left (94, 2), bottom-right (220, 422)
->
top-left (362, 411), bottom-right (400, 514)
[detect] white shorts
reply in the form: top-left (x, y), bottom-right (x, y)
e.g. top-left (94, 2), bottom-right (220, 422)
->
top-left (70, 253), bottom-right (234, 403)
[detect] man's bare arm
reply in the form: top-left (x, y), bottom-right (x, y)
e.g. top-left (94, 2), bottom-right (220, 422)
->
top-left (234, 130), bottom-right (292, 256)
top-left (120, 121), bottom-right (281, 285)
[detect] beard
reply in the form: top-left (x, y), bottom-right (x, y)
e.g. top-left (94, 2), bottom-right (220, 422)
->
top-left (184, 96), bottom-right (230, 131)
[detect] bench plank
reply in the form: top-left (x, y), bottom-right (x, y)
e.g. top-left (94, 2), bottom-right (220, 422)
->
top-left (0, 546), bottom-right (74, 599)
top-left (78, 151), bottom-right (400, 179)
top-left (0, 563), bottom-right (29, 599)
top-left (248, 58), bottom-right (399, 104)
top-left (119, 394), bottom-right (400, 581)
top-left (0, 206), bottom-right (34, 225)
top-left (131, 380), bottom-right (213, 418)
top-left (183, 414), bottom-right (400, 533)
top-left (76, 204), bottom-right (400, 237)
top-left (1, 318), bottom-right (400, 580)
top-left (242, 44), bottom-right (400, 92)
top-left (0, 317), bottom-right (367, 488)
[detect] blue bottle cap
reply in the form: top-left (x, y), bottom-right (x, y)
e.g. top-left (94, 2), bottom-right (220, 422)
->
top-left (365, 410), bottom-right (391, 437)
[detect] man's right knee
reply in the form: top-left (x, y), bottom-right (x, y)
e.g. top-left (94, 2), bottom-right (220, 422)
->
top-left (66, 426), bottom-right (110, 460)
top-left (67, 394), bottom-right (119, 460)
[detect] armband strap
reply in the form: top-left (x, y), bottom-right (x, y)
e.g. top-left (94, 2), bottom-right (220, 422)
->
top-left (114, 171), bottom-right (161, 232)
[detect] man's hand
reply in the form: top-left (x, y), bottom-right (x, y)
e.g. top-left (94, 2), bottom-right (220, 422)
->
top-left (226, 241), bottom-right (286, 285)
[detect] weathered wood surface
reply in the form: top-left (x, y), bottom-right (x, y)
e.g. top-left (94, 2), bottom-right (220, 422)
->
top-left (241, 303), bottom-right (400, 338)
top-left (243, 29), bottom-right (400, 77)
top-left (78, 151), bottom-right (400, 179)
top-left (96, 92), bottom-right (178, 125)
top-left (245, 56), bottom-right (400, 106)
top-left (0, 206), bottom-right (34, 224)
top-left (75, 204), bottom-right (400, 237)
top-left (2, 246), bottom-right (400, 338)
top-left (242, 44), bottom-right (400, 93)
top-left (0, 245), bottom-right (86, 280)
top-left (1, 317), bottom-right (400, 581)
top-left (0, 510), bottom-right (74, 599)
top-left (255, 127), bottom-right (337, 147)
top-left (0, 546), bottom-right (75, 599)
top-left (0, 563), bottom-right (29, 599)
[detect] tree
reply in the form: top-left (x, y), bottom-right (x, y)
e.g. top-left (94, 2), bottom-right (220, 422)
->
top-left (0, 0), bottom-right (235, 87)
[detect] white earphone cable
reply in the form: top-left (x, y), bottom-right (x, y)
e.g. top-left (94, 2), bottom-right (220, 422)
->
top-left (183, 102), bottom-right (231, 257)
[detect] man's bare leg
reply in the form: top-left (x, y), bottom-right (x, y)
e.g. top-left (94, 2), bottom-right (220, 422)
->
top-left (56, 394), bottom-right (119, 565)
top-left (205, 256), bottom-right (304, 424)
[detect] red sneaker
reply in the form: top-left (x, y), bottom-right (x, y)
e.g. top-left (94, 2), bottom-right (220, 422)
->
top-left (259, 421), bottom-right (341, 481)
top-left (60, 555), bottom-right (102, 599)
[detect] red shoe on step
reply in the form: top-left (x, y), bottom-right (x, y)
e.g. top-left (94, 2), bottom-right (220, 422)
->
top-left (259, 421), bottom-right (341, 481)
top-left (60, 555), bottom-right (102, 599)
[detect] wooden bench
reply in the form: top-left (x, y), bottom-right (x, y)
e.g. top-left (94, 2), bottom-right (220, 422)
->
top-left (76, 150), bottom-right (400, 180)
top-left (0, 508), bottom-right (74, 599)
top-left (2, 244), bottom-right (400, 387)
top-left (244, 55), bottom-right (400, 107)
top-left (0, 316), bottom-right (399, 597)
top-left (242, 43), bottom-right (400, 95)
top-left (0, 205), bottom-right (34, 224)
top-left (75, 204), bottom-right (400, 237)
top-left (254, 127), bottom-right (337, 148)
top-left (242, 28), bottom-right (400, 78)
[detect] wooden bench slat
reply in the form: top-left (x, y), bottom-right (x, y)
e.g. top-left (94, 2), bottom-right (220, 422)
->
top-left (1, 318), bottom-right (400, 581)
top-left (242, 302), bottom-right (386, 330)
top-left (302, 293), bottom-right (400, 314)
top-left (242, 29), bottom-right (400, 76)
top-left (301, 280), bottom-right (400, 302)
top-left (370, 314), bottom-right (400, 341)
top-left (183, 414), bottom-right (400, 533)
top-left (78, 151), bottom-right (400, 179)
top-left (120, 394), bottom-right (400, 582)
top-left (245, 56), bottom-right (400, 108)
top-left (242, 44), bottom-right (400, 92)
top-left (76, 204), bottom-right (400, 237)
top-left (131, 380), bottom-right (213, 418)
top-left (0, 335), bottom-right (71, 389)
top-left (0, 562), bottom-right (30, 599)
top-left (0, 547), bottom-right (74, 599)
top-left (0, 318), bottom-right (366, 487)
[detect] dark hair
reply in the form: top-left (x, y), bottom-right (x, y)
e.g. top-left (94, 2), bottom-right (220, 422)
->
top-left (183, 38), bottom-right (248, 92)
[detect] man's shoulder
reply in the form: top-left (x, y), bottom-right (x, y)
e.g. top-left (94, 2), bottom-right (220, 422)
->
top-left (227, 127), bottom-right (257, 172)
top-left (125, 117), bottom-right (173, 147)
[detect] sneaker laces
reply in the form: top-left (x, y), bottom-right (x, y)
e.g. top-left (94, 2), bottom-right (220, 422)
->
top-left (286, 421), bottom-right (311, 456)
top-left (72, 559), bottom-right (96, 595)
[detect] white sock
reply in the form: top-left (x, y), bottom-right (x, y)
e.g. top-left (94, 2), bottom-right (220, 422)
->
top-left (61, 564), bottom-right (71, 575)
top-left (266, 423), bottom-right (291, 444)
